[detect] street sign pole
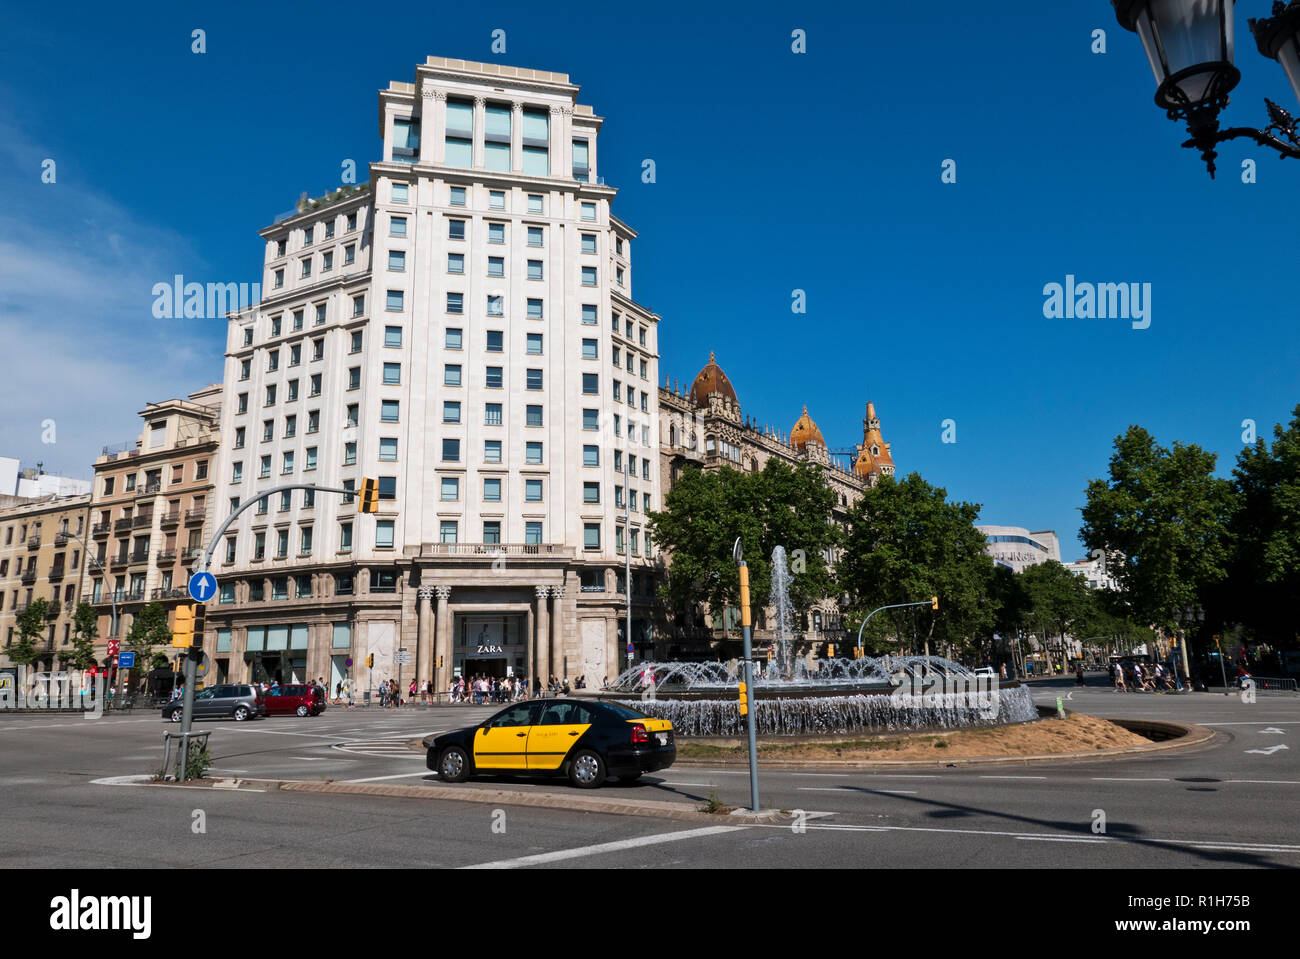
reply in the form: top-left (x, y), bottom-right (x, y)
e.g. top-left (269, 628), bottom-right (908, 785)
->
top-left (734, 537), bottom-right (760, 813)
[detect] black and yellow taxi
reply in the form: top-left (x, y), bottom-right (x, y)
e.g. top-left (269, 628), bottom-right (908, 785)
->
top-left (423, 698), bottom-right (675, 788)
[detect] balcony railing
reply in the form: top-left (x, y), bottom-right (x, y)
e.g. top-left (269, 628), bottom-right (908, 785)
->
top-left (150, 587), bottom-right (188, 601)
top-left (45, 601), bottom-right (60, 618)
top-left (110, 556), bottom-right (130, 570)
top-left (182, 546), bottom-right (203, 561)
top-left (13, 603), bottom-right (28, 614)
top-left (160, 511), bottom-right (180, 526)
top-left (20, 570), bottom-right (37, 585)
top-left (132, 514), bottom-right (153, 528)
top-left (48, 567), bottom-right (66, 582)
top-left (422, 543), bottom-right (566, 557)
top-left (129, 550), bottom-right (151, 564)
top-left (26, 537), bottom-right (40, 550)
top-left (142, 482), bottom-right (162, 494)
top-left (92, 524), bottom-right (111, 537)
top-left (156, 550), bottom-right (177, 564)
top-left (114, 518), bottom-right (133, 532)
top-left (184, 508), bottom-right (205, 524)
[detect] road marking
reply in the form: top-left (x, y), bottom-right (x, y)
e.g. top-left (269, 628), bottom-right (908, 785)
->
top-left (1197, 721), bottom-right (1300, 726)
top-left (344, 771), bottom-right (434, 783)
top-left (291, 756), bottom-right (333, 761)
top-left (790, 772), bottom-right (852, 778)
top-left (1260, 728), bottom-right (1286, 734)
top-left (980, 775), bottom-right (1048, 780)
top-left (461, 825), bottom-right (747, 869)
top-left (655, 782), bottom-right (718, 788)
top-left (1225, 780), bottom-right (1300, 785)
top-left (1092, 777), bottom-right (1171, 782)
top-left (1245, 745), bottom-right (1289, 755)
top-left (797, 787), bottom-right (918, 794)
top-left (1016, 836), bottom-right (1107, 844)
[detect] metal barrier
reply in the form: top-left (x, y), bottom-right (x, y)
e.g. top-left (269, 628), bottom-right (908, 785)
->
top-left (1208, 676), bottom-right (1298, 695)
top-left (162, 729), bottom-right (212, 782)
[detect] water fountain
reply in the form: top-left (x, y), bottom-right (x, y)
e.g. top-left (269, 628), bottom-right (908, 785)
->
top-left (600, 546), bottom-right (1037, 736)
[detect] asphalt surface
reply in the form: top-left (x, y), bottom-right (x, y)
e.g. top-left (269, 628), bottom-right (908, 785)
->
top-left (1, 676), bottom-right (1297, 868)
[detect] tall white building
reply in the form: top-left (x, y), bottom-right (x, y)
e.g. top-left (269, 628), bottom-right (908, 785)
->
top-left (212, 57), bottom-right (661, 693)
top-left (975, 525), bottom-right (1061, 574)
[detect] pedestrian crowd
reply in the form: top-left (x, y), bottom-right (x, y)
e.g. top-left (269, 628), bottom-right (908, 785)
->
top-left (1109, 660), bottom-right (1178, 693)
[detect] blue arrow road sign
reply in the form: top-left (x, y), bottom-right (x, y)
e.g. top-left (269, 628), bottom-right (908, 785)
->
top-left (118, 651), bottom-right (136, 669)
top-left (188, 571), bottom-right (217, 603)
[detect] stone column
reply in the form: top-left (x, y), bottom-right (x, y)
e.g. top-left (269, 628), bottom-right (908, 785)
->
top-left (433, 586), bottom-right (451, 696)
top-left (472, 96), bottom-right (486, 169)
top-left (551, 585), bottom-right (565, 680)
top-left (421, 88), bottom-right (445, 165)
top-left (416, 586), bottom-right (434, 691)
top-left (511, 100), bottom-right (523, 174)
top-left (534, 586), bottom-right (550, 694)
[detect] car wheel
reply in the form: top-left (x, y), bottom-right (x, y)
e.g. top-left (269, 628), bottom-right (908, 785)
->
top-left (233, 705), bottom-right (250, 722)
top-left (295, 705), bottom-right (309, 717)
top-left (568, 749), bottom-right (606, 789)
top-left (438, 746), bottom-right (471, 783)
top-left (168, 709), bottom-right (182, 723)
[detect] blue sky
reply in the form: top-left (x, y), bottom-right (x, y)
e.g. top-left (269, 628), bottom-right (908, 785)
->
top-left (2, 0), bottom-right (1296, 555)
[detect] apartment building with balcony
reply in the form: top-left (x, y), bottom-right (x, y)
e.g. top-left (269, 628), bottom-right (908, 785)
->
top-left (213, 56), bottom-right (662, 694)
top-left (84, 387), bottom-right (221, 651)
top-left (0, 493), bottom-right (93, 670)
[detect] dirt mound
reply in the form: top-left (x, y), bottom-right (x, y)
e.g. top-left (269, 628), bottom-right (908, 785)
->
top-left (679, 713), bottom-right (1152, 761)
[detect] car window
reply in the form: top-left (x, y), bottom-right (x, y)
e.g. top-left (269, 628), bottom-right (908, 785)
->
top-left (196, 689), bottom-right (215, 700)
top-left (540, 702), bottom-right (591, 725)
top-left (490, 704), bottom-right (539, 728)
top-left (599, 702), bottom-right (647, 720)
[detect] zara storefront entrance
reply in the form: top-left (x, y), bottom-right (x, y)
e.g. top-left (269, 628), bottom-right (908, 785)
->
top-left (454, 612), bottom-right (527, 680)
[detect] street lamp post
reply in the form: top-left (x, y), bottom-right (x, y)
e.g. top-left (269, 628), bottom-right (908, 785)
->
top-left (1112, 0), bottom-right (1300, 176)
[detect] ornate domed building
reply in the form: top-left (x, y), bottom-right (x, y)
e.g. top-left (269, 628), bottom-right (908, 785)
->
top-left (657, 352), bottom-right (897, 657)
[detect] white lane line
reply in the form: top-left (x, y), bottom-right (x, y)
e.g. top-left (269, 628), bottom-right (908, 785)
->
top-left (343, 771), bottom-right (433, 783)
top-left (797, 787), bottom-right (918, 794)
top-left (291, 757), bottom-right (333, 761)
top-left (1226, 780), bottom-right (1300, 785)
top-left (208, 769), bottom-right (249, 774)
top-left (655, 782), bottom-right (718, 788)
top-left (461, 825), bottom-right (748, 869)
top-left (1196, 721), bottom-right (1300, 726)
top-left (1092, 777), bottom-right (1171, 782)
top-left (211, 727), bottom-right (342, 740)
top-left (1017, 836), bottom-right (1108, 844)
top-left (980, 775), bottom-right (1048, 780)
top-left (790, 772), bottom-right (852, 778)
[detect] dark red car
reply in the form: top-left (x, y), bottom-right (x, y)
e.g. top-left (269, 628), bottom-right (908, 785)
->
top-left (263, 683), bottom-right (326, 717)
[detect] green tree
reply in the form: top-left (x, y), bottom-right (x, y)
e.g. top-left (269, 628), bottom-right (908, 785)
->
top-left (10, 598), bottom-right (51, 667)
top-left (125, 602), bottom-right (172, 663)
top-left (1080, 426), bottom-right (1232, 640)
top-left (1018, 561), bottom-right (1098, 670)
top-left (67, 602), bottom-right (99, 672)
top-left (648, 459), bottom-right (841, 633)
top-left (1222, 405), bottom-right (1300, 647)
top-left (840, 473), bottom-right (996, 658)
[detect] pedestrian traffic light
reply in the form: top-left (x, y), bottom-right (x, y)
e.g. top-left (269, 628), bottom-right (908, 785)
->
top-left (360, 477), bottom-right (379, 514)
top-left (737, 681), bottom-right (748, 716)
top-left (366, 653), bottom-right (374, 669)
top-left (171, 604), bottom-right (198, 648)
top-left (931, 596), bottom-right (939, 611)
top-left (827, 644), bottom-right (835, 658)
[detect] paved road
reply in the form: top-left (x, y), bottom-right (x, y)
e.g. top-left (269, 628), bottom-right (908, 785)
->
top-left (1, 684), bottom-right (1297, 868)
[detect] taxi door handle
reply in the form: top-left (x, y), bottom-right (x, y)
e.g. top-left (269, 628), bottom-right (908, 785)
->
top-left (515, 732), bottom-right (527, 737)
top-left (567, 731), bottom-right (580, 736)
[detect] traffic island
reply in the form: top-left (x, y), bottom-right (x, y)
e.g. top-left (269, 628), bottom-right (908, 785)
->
top-left (673, 713), bottom-right (1217, 767)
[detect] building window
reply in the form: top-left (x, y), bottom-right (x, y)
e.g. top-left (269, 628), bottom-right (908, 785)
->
top-left (483, 521), bottom-right (501, 545)
top-left (271, 576), bottom-right (288, 599)
top-left (392, 118), bottom-right (420, 162)
top-left (383, 363), bottom-right (400, 385)
top-left (386, 290), bottom-right (404, 312)
top-left (583, 445), bottom-right (599, 467)
top-left (484, 104), bottom-right (512, 171)
top-left (488, 222), bottom-right (505, 245)
top-left (275, 529), bottom-right (289, 558)
top-left (445, 328), bottom-right (462, 350)
top-left (526, 333), bottom-right (543, 355)
top-left (527, 259), bottom-right (543, 280)
top-left (527, 298), bottom-right (543, 320)
top-left (344, 244), bottom-right (355, 265)
top-left (381, 400), bottom-right (399, 423)
top-left (487, 295), bottom-right (504, 317)
top-left (526, 226), bottom-right (544, 248)
top-left (448, 219), bottom-right (465, 241)
top-left (442, 439), bottom-right (460, 462)
top-left (449, 185), bottom-right (466, 206)
top-left (391, 182), bottom-right (409, 203)
top-left (312, 338), bottom-right (324, 360)
top-left (526, 405), bottom-right (543, 427)
top-left (487, 256), bottom-right (504, 277)
top-left (444, 364), bottom-right (462, 387)
top-left (307, 410), bottom-right (320, 433)
top-left (447, 292), bottom-right (464, 314)
top-left (582, 373), bottom-right (598, 395)
top-left (525, 442), bottom-right (542, 465)
top-left (489, 190), bottom-right (505, 210)
top-left (522, 108), bottom-right (549, 175)
top-left (445, 98), bottom-right (473, 167)
top-left (581, 233), bottom-right (597, 254)
top-left (352, 295), bottom-right (365, 317)
top-left (485, 367), bottom-right (503, 389)
top-left (379, 438), bottom-right (398, 461)
top-left (581, 304), bottom-right (598, 326)
top-left (582, 409), bottom-right (598, 431)
top-left (583, 482), bottom-right (600, 504)
top-left (300, 528), bottom-right (313, 557)
top-left (441, 477), bottom-right (459, 501)
top-left (486, 330), bottom-right (504, 352)
top-left (582, 339), bottom-right (598, 360)
top-left (375, 521), bottom-right (395, 549)
top-left (344, 442), bottom-right (357, 466)
top-left (484, 440), bottom-right (502, 463)
top-left (346, 404), bottom-right (359, 427)
top-left (390, 216), bottom-right (407, 238)
top-left (339, 522), bottom-right (352, 552)
top-left (581, 202), bottom-right (596, 221)
top-left (389, 250), bottom-right (406, 272)
top-left (443, 401), bottom-right (461, 424)
top-left (581, 266), bottom-right (597, 286)
top-left (525, 521), bottom-right (542, 545)
top-left (583, 524), bottom-right (600, 550)
top-left (485, 403), bottom-right (502, 426)
top-left (440, 521), bottom-right (458, 544)
top-left (281, 451), bottom-right (294, 474)
top-left (483, 478), bottom-right (501, 502)
top-left (448, 252), bottom-right (465, 274)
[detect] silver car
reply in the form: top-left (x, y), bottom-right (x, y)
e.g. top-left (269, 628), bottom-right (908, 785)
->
top-left (161, 684), bottom-right (266, 722)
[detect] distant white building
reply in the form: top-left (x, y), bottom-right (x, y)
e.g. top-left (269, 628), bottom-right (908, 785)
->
top-left (976, 525), bottom-right (1060, 574)
top-left (1063, 554), bottom-right (1120, 591)
top-left (0, 457), bottom-right (91, 499)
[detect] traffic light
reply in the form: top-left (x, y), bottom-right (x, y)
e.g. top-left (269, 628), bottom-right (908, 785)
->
top-left (366, 653), bottom-right (374, 669)
top-left (766, 647), bottom-right (773, 661)
top-left (855, 646), bottom-right (863, 659)
top-left (737, 681), bottom-right (748, 716)
top-left (171, 605), bottom-right (192, 647)
top-left (360, 477), bottom-right (379, 514)
top-left (931, 596), bottom-right (939, 611)
top-left (827, 644), bottom-right (835, 658)
top-left (191, 603), bottom-right (206, 649)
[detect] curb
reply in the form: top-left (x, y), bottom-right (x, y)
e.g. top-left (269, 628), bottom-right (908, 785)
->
top-left (276, 779), bottom-right (793, 824)
top-left (673, 719), bottom-right (1218, 769)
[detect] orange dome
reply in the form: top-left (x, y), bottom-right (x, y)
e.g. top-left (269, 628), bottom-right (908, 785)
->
top-left (790, 406), bottom-right (824, 451)
top-left (689, 351), bottom-right (739, 409)
top-left (855, 401), bottom-right (894, 478)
